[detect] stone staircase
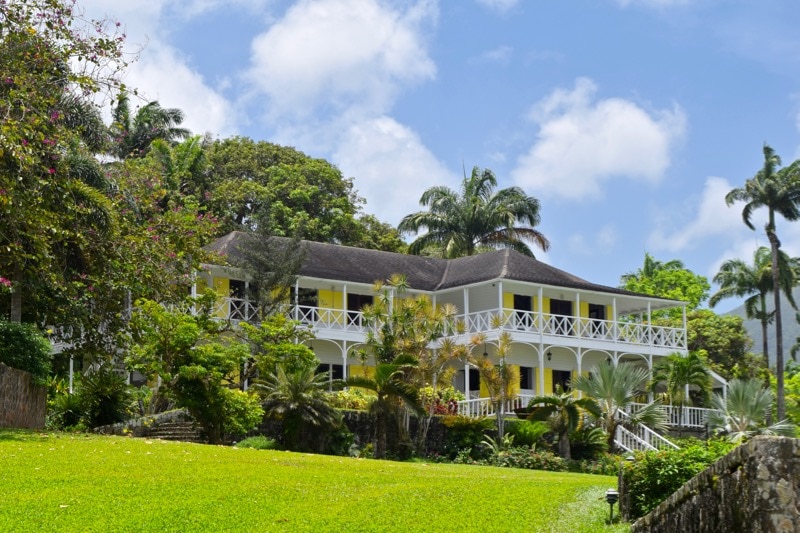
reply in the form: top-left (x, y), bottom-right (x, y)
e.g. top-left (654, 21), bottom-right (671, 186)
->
top-left (145, 421), bottom-right (205, 443)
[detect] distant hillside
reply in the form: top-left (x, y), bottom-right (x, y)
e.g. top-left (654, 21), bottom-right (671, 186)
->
top-left (724, 286), bottom-right (800, 367)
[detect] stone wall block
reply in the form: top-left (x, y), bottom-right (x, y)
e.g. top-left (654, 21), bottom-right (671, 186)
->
top-left (0, 363), bottom-right (46, 429)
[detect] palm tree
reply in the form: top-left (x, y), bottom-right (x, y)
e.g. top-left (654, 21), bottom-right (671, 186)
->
top-left (346, 354), bottom-right (424, 459)
top-left (398, 166), bottom-right (549, 258)
top-left (708, 379), bottom-right (794, 442)
top-left (526, 385), bottom-right (601, 459)
top-left (709, 247), bottom-right (799, 374)
top-left (259, 365), bottom-right (342, 452)
top-left (110, 91), bottom-right (190, 159)
top-left (573, 361), bottom-right (668, 453)
top-left (649, 352), bottom-right (711, 434)
top-left (620, 252), bottom-right (685, 286)
top-left (469, 331), bottom-right (519, 440)
top-left (726, 144), bottom-right (800, 421)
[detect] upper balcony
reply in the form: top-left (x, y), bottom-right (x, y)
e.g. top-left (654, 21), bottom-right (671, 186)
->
top-left (213, 297), bottom-right (686, 354)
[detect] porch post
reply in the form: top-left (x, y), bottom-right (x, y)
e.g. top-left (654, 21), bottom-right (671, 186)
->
top-left (538, 346), bottom-right (545, 395)
top-left (575, 291), bottom-right (581, 338)
top-left (682, 305), bottom-right (687, 350)
top-left (576, 347), bottom-right (582, 398)
top-left (463, 288), bottom-right (469, 330)
top-left (647, 302), bottom-right (652, 346)
top-left (497, 281), bottom-right (503, 312)
top-left (612, 297), bottom-right (618, 342)
top-left (293, 280), bottom-right (299, 321)
top-left (464, 362), bottom-right (470, 399)
top-left (538, 286), bottom-right (545, 395)
top-left (342, 284), bottom-right (348, 328)
top-left (342, 341), bottom-right (348, 381)
top-left (69, 356), bottom-right (74, 394)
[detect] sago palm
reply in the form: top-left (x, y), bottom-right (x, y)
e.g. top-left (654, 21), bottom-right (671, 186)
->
top-left (398, 166), bottom-right (549, 258)
top-left (649, 352), bottom-right (711, 434)
top-left (573, 361), bottom-right (668, 452)
top-left (726, 144), bottom-right (800, 420)
top-left (260, 365), bottom-right (342, 452)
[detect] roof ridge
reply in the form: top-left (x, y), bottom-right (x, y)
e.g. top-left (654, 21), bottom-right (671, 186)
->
top-left (434, 256), bottom-right (453, 291)
top-left (499, 248), bottom-right (511, 279)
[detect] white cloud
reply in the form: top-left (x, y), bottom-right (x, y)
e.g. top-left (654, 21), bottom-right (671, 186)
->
top-left (246, 0), bottom-right (437, 118)
top-left (333, 116), bottom-right (456, 225)
top-left (648, 177), bottom-right (743, 253)
top-left (476, 0), bottom-right (519, 12)
top-left (79, 0), bottom-right (239, 137)
top-left (470, 46), bottom-right (513, 65)
top-left (511, 78), bottom-right (686, 200)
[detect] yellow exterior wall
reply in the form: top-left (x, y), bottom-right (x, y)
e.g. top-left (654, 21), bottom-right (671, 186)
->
top-left (503, 292), bottom-right (514, 308)
top-left (544, 368), bottom-right (553, 394)
top-left (213, 277), bottom-right (230, 318)
top-left (580, 302), bottom-right (589, 318)
top-left (480, 376), bottom-right (489, 398)
top-left (349, 365), bottom-right (375, 378)
top-left (542, 297), bottom-right (550, 314)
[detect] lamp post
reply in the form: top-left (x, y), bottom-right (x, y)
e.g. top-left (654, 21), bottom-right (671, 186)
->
top-left (605, 489), bottom-right (619, 523)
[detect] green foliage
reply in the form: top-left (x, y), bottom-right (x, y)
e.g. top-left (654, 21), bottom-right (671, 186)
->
top-left (47, 392), bottom-right (85, 430)
top-left (441, 415), bottom-right (494, 459)
top-left (240, 315), bottom-right (317, 378)
top-left (624, 440), bottom-right (736, 519)
top-left (620, 253), bottom-right (710, 317)
top-left (568, 425), bottom-right (608, 461)
top-left (127, 296), bottom-right (263, 443)
top-left (526, 385), bottom-right (601, 459)
top-left (78, 366), bottom-right (132, 428)
top-left (327, 388), bottom-right (373, 410)
top-left (418, 385), bottom-right (464, 415)
top-left (0, 321), bottom-right (52, 384)
top-left (505, 419), bottom-right (550, 448)
top-left (258, 365), bottom-right (343, 453)
top-left (649, 351), bottom-right (712, 407)
top-left (465, 445), bottom-right (568, 472)
top-left (235, 435), bottom-right (278, 450)
top-left (0, 430), bottom-right (626, 532)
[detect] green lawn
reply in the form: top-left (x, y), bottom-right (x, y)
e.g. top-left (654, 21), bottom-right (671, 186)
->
top-left (0, 430), bottom-right (629, 532)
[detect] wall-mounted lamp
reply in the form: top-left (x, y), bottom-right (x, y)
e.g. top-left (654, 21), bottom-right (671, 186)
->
top-left (547, 351), bottom-right (552, 361)
top-left (483, 343), bottom-right (488, 358)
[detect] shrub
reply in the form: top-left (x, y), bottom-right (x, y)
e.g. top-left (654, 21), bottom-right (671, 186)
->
top-left (485, 446), bottom-right (568, 472)
top-left (419, 386), bottom-right (465, 415)
top-left (79, 366), bottom-right (133, 427)
top-left (570, 453), bottom-right (621, 476)
top-left (0, 320), bottom-right (52, 384)
top-left (441, 415), bottom-right (494, 459)
top-left (220, 388), bottom-right (265, 439)
top-left (506, 419), bottom-right (550, 448)
top-left (568, 425), bottom-right (607, 461)
top-left (624, 439), bottom-right (736, 519)
top-left (327, 388), bottom-right (373, 410)
top-left (48, 392), bottom-right (85, 430)
top-left (235, 436), bottom-right (278, 450)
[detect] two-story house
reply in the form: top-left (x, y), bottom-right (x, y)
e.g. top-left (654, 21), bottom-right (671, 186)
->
top-left (202, 232), bottom-right (723, 428)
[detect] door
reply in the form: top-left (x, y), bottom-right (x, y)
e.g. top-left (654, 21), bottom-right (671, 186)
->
top-left (550, 299), bottom-right (573, 335)
top-left (588, 303), bottom-right (606, 337)
top-left (513, 294), bottom-right (533, 329)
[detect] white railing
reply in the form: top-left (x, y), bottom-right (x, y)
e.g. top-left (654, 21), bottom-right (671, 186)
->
top-left (627, 403), bottom-right (711, 428)
top-left (206, 301), bottom-right (686, 350)
top-left (616, 410), bottom-right (678, 451)
top-left (213, 297), bottom-right (260, 323)
top-left (456, 395), bottom-right (535, 418)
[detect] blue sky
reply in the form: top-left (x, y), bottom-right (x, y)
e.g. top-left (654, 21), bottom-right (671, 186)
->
top-left (82, 0), bottom-right (800, 311)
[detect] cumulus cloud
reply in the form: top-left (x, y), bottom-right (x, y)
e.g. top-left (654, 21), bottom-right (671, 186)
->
top-left (246, 0), bottom-right (437, 118)
top-left (567, 225), bottom-right (618, 256)
top-left (79, 0), bottom-right (239, 136)
top-left (511, 78), bottom-right (686, 200)
top-left (333, 116), bottom-right (456, 225)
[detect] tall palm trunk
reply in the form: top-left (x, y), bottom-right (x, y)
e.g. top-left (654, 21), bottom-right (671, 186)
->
top-left (767, 223), bottom-right (785, 421)
top-left (759, 294), bottom-right (773, 425)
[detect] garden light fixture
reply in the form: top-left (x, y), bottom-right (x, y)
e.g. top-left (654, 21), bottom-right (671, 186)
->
top-left (605, 489), bottom-right (619, 523)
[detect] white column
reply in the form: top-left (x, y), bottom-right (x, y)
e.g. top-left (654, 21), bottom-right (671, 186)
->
top-left (463, 288), bottom-right (469, 330)
top-left (647, 302), bottom-right (652, 346)
top-left (464, 362), bottom-right (470, 398)
top-left (575, 291), bottom-right (581, 338)
top-left (538, 286), bottom-right (545, 395)
top-left (682, 305), bottom-right (687, 351)
top-left (576, 348), bottom-right (582, 398)
top-left (538, 347), bottom-right (545, 395)
top-left (612, 297), bottom-right (618, 341)
top-left (342, 284), bottom-right (348, 328)
top-left (342, 341), bottom-right (348, 381)
top-left (293, 280), bottom-right (299, 321)
top-left (69, 356), bottom-right (74, 394)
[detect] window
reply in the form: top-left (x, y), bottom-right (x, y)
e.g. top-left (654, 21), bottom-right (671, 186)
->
top-left (513, 294), bottom-right (533, 329)
top-left (588, 304), bottom-right (606, 337)
top-left (550, 299), bottom-right (573, 335)
top-left (552, 370), bottom-right (571, 392)
top-left (519, 366), bottom-right (533, 390)
top-left (469, 368), bottom-right (480, 391)
top-left (347, 293), bottom-right (373, 327)
top-left (315, 363), bottom-right (344, 390)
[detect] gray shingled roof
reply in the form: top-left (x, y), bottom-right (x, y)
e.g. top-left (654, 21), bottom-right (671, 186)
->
top-left (205, 231), bottom-right (672, 301)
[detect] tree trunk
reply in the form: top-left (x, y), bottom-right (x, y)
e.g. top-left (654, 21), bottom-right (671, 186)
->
top-left (760, 303), bottom-right (772, 425)
top-left (374, 410), bottom-right (387, 459)
top-left (10, 265), bottom-right (22, 322)
top-left (768, 227), bottom-right (785, 421)
top-left (559, 432), bottom-right (571, 460)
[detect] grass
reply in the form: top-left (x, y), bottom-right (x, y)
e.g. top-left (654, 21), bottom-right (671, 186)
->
top-left (0, 429), bottom-right (630, 532)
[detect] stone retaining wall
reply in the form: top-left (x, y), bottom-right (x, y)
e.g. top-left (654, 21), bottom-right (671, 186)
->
top-left (631, 436), bottom-right (799, 533)
top-left (0, 363), bottom-right (46, 429)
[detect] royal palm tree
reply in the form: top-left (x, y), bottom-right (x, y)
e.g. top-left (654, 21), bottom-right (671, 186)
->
top-left (346, 354), bottom-right (424, 459)
top-left (110, 91), bottom-right (190, 159)
top-left (398, 166), bottom-right (549, 258)
top-left (726, 144), bottom-right (800, 421)
top-left (573, 361), bottom-right (668, 453)
top-left (526, 385), bottom-right (601, 459)
top-left (259, 365), bottom-right (342, 452)
top-left (709, 247), bottom-right (799, 374)
top-left (708, 379), bottom-right (794, 442)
